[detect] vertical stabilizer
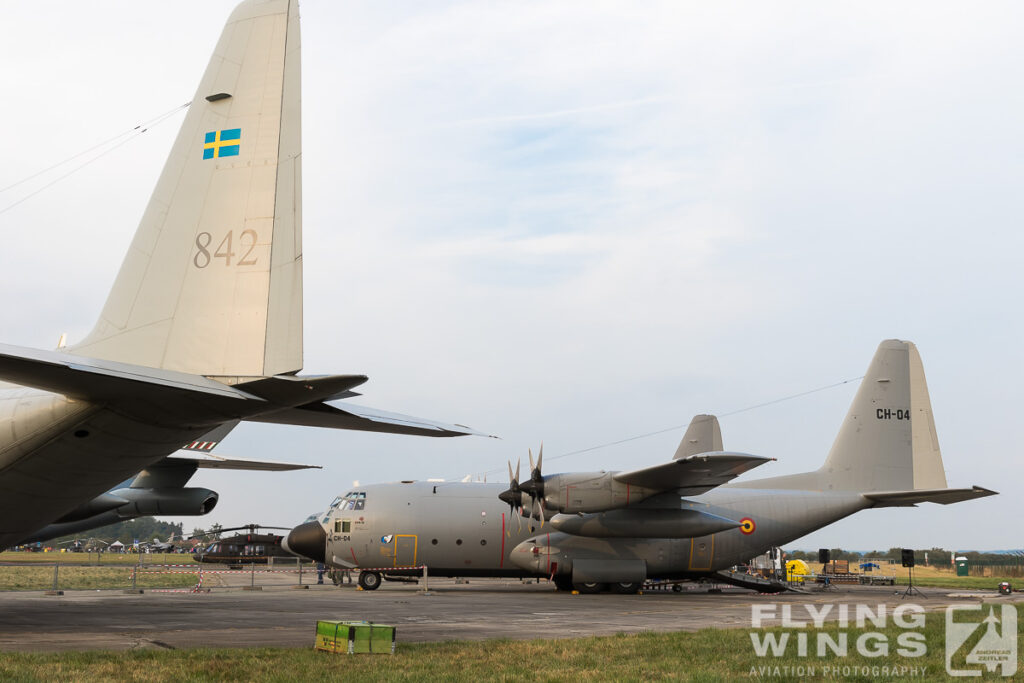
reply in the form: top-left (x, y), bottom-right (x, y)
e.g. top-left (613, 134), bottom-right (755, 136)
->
top-left (674, 414), bottom-right (723, 459)
top-left (71, 0), bottom-right (302, 379)
top-left (819, 339), bottom-right (948, 491)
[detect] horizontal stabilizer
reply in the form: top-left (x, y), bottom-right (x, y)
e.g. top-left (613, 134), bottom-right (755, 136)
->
top-left (167, 452), bottom-right (320, 472)
top-left (0, 343), bottom-right (255, 403)
top-left (864, 486), bottom-right (997, 507)
top-left (615, 451), bottom-right (773, 495)
top-left (235, 374), bottom-right (368, 406)
top-left (249, 400), bottom-right (493, 438)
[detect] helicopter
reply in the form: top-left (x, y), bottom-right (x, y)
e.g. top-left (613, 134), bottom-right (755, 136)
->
top-left (191, 525), bottom-right (294, 566)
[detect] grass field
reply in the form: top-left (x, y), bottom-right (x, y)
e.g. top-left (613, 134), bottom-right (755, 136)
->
top-left (804, 564), bottom-right (1019, 591)
top-left (0, 610), bottom-right (1019, 682)
top-left (0, 551), bottom-right (195, 566)
top-left (880, 565), bottom-right (1018, 591)
top-left (0, 564), bottom-right (200, 591)
top-left (0, 552), bottom-right (201, 591)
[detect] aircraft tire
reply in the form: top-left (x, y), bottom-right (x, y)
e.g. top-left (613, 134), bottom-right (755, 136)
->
top-left (572, 582), bottom-right (606, 594)
top-left (358, 571), bottom-right (382, 591)
top-left (552, 576), bottom-right (574, 591)
top-left (609, 582), bottom-right (640, 594)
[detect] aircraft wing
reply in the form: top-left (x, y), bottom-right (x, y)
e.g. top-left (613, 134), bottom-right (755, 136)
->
top-left (863, 486), bottom-right (997, 507)
top-left (614, 451), bottom-right (774, 495)
top-left (248, 401), bottom-right (494, 438)
top-left (165, 452), bottom-right (320, 471)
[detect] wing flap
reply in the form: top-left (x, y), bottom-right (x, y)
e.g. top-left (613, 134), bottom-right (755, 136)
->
top-left (614, 451), bottom-right (773, 494)
top-left (864, 486), bottom-right (997, 507)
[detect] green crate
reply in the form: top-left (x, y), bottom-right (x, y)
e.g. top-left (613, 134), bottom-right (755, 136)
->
top-left (315, 620), bottom-right (396, 654)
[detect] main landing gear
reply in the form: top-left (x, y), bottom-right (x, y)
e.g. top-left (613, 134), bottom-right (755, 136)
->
top-left (358, 570), bottom-right (382, 590)
top-left (557, 580), bottom-right (641, 595)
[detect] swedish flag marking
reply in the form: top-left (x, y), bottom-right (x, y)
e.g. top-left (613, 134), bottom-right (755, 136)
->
top-left (203, 128), bottom-right (241, 159)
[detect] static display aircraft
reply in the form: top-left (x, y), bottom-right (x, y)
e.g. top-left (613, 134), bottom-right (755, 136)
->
top-left (191, 524), bottom-right (292, 565)
top-left (284, 340), bottom-right (995, 593)
top-left (0, 0), bottom-right (483, 551)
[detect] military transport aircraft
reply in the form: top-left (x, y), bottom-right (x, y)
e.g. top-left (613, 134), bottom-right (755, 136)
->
top-left (284, 340), bottom-right (995, 593)
top-left (0, 0), bottom-right (483, 551)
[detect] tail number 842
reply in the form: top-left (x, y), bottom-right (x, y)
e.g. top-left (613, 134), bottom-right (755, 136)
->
top-left (194, 230), bottom-right (259, 268)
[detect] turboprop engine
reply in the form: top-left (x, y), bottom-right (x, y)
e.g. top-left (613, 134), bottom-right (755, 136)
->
top-left (498, 446), bottom-right (661, 530)
top-left (536, 471), bottom-right (660, 514)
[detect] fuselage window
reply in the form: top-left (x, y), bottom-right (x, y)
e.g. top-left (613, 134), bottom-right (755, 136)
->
top-left (342, 521), bottom-right (351, 533)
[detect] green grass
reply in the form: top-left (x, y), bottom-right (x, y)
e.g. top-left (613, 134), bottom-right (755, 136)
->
top-left (893, 575), bottom-right (1018, 590)
top-left (0, 551), bottom-right (195, 566)
top-left (0, 565), bottom-right (200, 591)
top-left (1, 550), bottom-right (200, 590)
top-left (0, 610), bottom-right (1019, 682)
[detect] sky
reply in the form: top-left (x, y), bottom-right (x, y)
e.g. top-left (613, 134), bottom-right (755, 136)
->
top-left (1, 1), bottom-right (1022, 552)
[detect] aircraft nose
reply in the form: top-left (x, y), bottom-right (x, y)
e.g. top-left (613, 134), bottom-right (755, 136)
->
top-left (283, 521), bottom-right (327, 563)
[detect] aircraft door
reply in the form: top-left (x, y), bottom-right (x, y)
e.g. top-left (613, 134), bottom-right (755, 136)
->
top-left (688, 534), bottom-right (714, 571)
top-left (395, 534), bottom-right (417, 567)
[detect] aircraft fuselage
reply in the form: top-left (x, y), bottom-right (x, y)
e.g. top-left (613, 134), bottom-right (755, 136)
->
top-left (315, 480), bottom-right (870, 580)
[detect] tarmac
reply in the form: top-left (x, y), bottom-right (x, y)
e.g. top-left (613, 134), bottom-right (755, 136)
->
top-left (0, 573), bottom-right (1019, 653)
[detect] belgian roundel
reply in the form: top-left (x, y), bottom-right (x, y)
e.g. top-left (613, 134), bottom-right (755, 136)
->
top-left (739, 517), bottom-right (756, 535)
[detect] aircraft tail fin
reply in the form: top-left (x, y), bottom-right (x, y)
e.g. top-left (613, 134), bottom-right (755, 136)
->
top-left (673, 414), bottom-right (723, 460)
top-left (732, 339), bottom-right (993, 503)
top-left (70, 0), bottom-right (302, 380)
top-left (820, 339), bottom-right (946, 492)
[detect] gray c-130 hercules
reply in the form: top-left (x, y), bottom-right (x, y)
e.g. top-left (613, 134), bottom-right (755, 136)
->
top-left (0, 0), bottom-right (485, 551)
top-left (284, 340), bottom-right (995, 593)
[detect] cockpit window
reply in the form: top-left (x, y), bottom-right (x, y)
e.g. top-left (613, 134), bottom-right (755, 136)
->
top-left (332, 491), bottom-right (367, 512)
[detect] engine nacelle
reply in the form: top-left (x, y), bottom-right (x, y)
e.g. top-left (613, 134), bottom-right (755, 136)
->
top-left (112, 487), bottom-right (219, 517)
top-left (550, 508), bottom-right (742, 538)
top-left (539, 472), bottom-right (659, 514)
top-left (55, 492), bottom-right (131, 523)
